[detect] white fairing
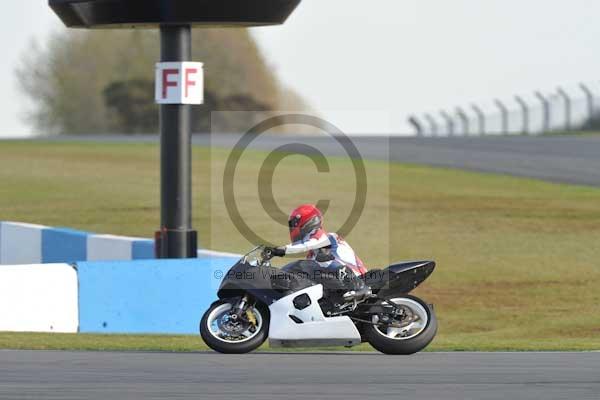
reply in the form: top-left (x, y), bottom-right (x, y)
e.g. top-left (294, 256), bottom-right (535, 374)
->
top-left (268, 284), bottom-right (361, 343)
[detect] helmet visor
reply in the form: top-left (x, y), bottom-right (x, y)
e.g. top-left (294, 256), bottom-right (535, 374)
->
top-left (288, 215), bottom-right (301, 229)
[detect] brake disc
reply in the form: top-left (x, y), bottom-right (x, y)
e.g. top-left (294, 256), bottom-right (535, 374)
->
top-left (217, 314), bottom-right (246, 334)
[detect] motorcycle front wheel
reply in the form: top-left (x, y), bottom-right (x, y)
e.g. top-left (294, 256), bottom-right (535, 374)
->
top-left (200, 298), bottom-right (269, 354)
top-left (363, 295), bottom-right (437, 355)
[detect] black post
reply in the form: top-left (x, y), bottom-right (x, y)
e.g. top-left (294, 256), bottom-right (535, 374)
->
top-left (440, 110), bottom-right (455, 136)
top-left (408, 115), bottom-right (424, 136)
top-left (424, 114), bottom-right (438, 136)
top-left (514, 95), bottom-right (529, 135)
top-left (49, 0), bottom-right (300, 260)
top-left (557, 87), bottom-right (571, 131)
top-left (580, 83), bottom-right (594, 123)
top-left (535, 91), bottom-right (550, 133)
top-left (455, 107), bottom-right (469, 136)
top-left (156, 25), bottom-right (198, 258)
top-left (471, 104), bottom-right (485, 135)
top-left (494, 99), bottom-right (509, 134)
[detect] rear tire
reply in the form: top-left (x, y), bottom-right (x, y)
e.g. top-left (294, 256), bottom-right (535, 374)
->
top-left (200, 299), bottom-right (269, 354)
top-left (364, 295), bottom-right (437, 355)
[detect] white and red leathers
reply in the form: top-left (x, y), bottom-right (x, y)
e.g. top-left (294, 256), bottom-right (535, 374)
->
top-left (283, 229), bottom-right (367, 276)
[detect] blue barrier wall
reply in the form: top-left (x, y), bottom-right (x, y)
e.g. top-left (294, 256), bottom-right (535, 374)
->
top-left (77, 258), bottom-right (236, 334)
top-left (131, 240), bottom-right (155, 260)
top-left (42, 228), bottom-right (87, 264)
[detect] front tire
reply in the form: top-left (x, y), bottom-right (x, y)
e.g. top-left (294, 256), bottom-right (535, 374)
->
top-left (364, 295), bottom-right (437, 355)
top-left (200, 299), bottom-right (269, 354)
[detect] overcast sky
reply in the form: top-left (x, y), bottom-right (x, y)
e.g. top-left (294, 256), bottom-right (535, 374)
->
top-left (2, 0), bottom-right (600, 136)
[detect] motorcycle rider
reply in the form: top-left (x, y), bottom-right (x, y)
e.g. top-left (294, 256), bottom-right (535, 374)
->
top-left (265, 204), bottom-right (371, 301)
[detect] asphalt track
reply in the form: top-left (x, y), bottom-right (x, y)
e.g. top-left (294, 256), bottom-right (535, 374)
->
top-left (1, 350), bottom-right (598, 400)
top-left (32, 134), bottom-right (600, 187)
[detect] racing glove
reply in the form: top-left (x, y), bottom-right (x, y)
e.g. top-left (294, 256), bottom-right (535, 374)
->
top-left (264, 246), bottom-right (286, 257)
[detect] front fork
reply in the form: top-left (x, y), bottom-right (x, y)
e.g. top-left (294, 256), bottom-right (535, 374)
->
top-left (231, 295), bottom-right (251, 322)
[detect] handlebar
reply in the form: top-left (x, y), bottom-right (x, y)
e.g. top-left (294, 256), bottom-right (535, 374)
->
top-left (240, 245), bottom-right (275, 266)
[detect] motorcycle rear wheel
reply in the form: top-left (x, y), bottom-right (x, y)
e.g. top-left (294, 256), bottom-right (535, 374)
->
top-left (363, 295), bottom-right (437, 355)
top-left (200, 298), bottom-right (269, 354)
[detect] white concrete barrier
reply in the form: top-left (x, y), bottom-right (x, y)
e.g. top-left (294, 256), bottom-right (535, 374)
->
top-left (0, 264), bottom-right (79, 333)
top-left (0, 222), bottom-right (46, 265)
top-left (87, 234), bottom-right (139, 261)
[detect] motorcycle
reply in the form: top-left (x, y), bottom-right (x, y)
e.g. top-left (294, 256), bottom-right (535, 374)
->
top-left (200, 245), bottom-right (437, 354)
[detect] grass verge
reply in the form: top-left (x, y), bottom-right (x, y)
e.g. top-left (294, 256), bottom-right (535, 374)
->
top-left (1, 332), bottom-right (599, 352)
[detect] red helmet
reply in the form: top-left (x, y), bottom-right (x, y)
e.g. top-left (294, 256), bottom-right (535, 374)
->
top-left (288, 204), bottom-right (323, 243)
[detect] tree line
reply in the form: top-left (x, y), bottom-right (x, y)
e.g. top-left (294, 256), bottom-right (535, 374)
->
top-left (17, 29), bottom-right (309, 135)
